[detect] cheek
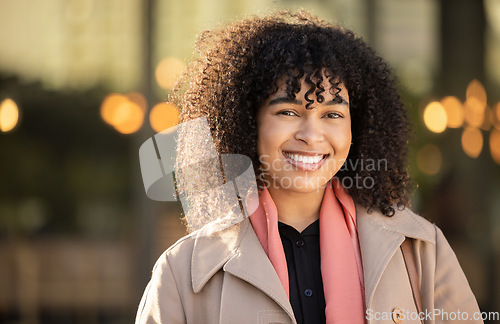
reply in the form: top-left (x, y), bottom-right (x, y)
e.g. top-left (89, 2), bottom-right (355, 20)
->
top-left (256, 124), bottom-right (269, 153)
top-left (343, 117), bottom-right (352, 146)
top-left (329, 123), bottom-right (352, 155)
top-left (256, 119), bottom-right (284, 154)
top-left (256, 130), bottom-right (274, 163)
top-left (256, 136), bottom-right (264, 158)
top-left (345, 129), bottom-right (353, 149)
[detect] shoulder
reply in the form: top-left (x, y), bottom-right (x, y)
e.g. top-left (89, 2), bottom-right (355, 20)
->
top-left (150, 231), bottom-right (196, 278)
top-left (150, 218), bottom-right (251, 291)
top-left (357, 205), bottom-right (465, 267)
top-left (356, 204), bottom-right (438, 244)
top-left (135, 231), bottom-right (200, 323)
top-left (157, 218), bottom-right (247, 259)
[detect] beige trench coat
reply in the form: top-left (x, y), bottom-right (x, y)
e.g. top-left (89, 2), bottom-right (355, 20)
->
top-left (135, 206), bottom-right (482, 323)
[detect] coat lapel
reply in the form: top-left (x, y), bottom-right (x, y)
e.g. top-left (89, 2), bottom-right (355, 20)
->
top-left (191, 218), bottom-right (295, 321)
top-left (223, 221), bottom-right (295, 320)
top-left (356, 205), bottom-right (436, 309)
top-left (191, 203), bottom-right (437, 320)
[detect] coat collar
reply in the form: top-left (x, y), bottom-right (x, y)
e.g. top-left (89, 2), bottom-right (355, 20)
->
top-left (190, 204), bottom-right (436, 315)
top-left (356, 204), bottom-right (435, 308)
top-left (191, 219), bottom-right (249, 293)
top-left (191, 218), bottom-right (295, 320)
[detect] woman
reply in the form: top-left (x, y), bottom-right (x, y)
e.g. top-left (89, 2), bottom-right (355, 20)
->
top-left (136, 11), bottom-right (482, 323)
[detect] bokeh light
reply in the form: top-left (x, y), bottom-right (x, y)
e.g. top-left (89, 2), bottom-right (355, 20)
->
top-left (464, 79), bottom-right (487, 128)
top-left (155, 57), bottom-right (185, 90)
top-left (416, 144), bottom-right (442, 175)
top-left (423, 101), bottom-right (447, 133)
top-left (101, 93), bottom-right (128, 125)
top-left (480, 107), bottom-right (493, 131)
top-left (126, 92), bottom-right (147, 112)
top-left (112, 101), bottom-right (144, 134)
top-left (0, 98), bottom-right (19, 132)
top-left (466, 79), bottom-right (487, 106)
top-left (441, 96), bottom-right (464, 128)
top-left (464, 96), bottom-right (486, 128)
top-left (490, 129), bottom-right (500, 164)
top-left (100, 93), bottom-right (145, 134)
top-left (495, 102), bottom-right (500, 130)
top-left (149, 102), bottom-right (180, 133)
top-left (461, 127), bottom-right (483, 158)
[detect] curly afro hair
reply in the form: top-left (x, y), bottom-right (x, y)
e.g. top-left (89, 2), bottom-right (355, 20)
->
top-left (173, 10), bottom-right (411, 217)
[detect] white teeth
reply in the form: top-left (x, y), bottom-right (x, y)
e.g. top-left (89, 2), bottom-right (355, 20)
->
top-left (285, 153), bottom-right (324, 164)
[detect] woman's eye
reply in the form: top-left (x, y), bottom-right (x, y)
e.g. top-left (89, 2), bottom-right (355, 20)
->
top-left (277, 110), bottom-right (297, 117)
top-left (324, 112), bottom-right (343, 119)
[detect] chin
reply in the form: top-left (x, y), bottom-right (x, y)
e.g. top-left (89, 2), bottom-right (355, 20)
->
top-left (268, 176), bottom-right (331, 194)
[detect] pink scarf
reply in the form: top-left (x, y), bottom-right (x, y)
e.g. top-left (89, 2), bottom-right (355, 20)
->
top-left (249, 178), bottom-right (365, 324)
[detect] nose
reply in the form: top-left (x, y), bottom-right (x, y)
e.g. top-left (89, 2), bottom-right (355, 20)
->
top-left (294, 117), bottom-right (324, 145)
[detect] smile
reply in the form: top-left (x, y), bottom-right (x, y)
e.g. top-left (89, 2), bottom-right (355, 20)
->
top-left (282, 151), bottom-right (329, 171)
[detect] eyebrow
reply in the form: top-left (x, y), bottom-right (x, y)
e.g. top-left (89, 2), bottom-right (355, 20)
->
top-left (268, 96), bottom-right (350, 106)
top-left (268, 97), bottom-right (301, 105)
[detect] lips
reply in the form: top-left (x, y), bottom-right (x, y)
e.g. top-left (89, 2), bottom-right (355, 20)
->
top-left (283, 151), bottom-right (328, 171)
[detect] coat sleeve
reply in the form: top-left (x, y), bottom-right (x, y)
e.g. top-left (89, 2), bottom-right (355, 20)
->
top-left (433, 226), bottom-right (483, 323)
top-left (135, 252), bottom-right (186, 324)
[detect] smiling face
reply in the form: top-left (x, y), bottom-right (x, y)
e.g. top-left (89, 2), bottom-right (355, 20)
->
top-left (256, 73), bottom-right (352, 194)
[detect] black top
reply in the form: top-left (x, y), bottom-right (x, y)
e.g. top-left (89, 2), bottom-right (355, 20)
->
top-left (278, 220), bottom-right (326, 324)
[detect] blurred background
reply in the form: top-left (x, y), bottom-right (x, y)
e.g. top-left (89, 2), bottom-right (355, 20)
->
top-left (0, 0), bottom-right (499, 323)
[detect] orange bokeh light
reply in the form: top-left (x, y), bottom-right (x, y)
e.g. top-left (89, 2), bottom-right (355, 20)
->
top-left (480, 107), bottom-right (493, 131)
top-left (423, 101), bottom-right (447, 133)
top-left (149, 102), bottom-right (180, 133)
top-left (490, 129), bottom-right (500, 165)
top-left (126, 92), bottom-right (147, 111)
top-left (466, 79), bottom-right (487, 107)
top-left (100, 92), bottom-right (146, 134)
top-left (495, 103), bottom-right (500, 130)
top-left (112, 101), bottom-right (144, 134)
top-left (101, 93), bottom-right (128, 125)
top-left (461, 127), bottom-right (483, 159)
top-left (464, 96), bottom-right (486, 128)
top-left (155, 57), bottom-right (185, 90)
top-left (441, 96), bottom-right (464, 128)
top-left (0, 98), bottom-right (19, 132)
top-left (464, 79), bottom-right (487, 128)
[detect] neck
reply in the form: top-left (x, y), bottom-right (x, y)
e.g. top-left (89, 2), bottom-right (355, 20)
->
top-left (267, 185), bottom-right (326, 232)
